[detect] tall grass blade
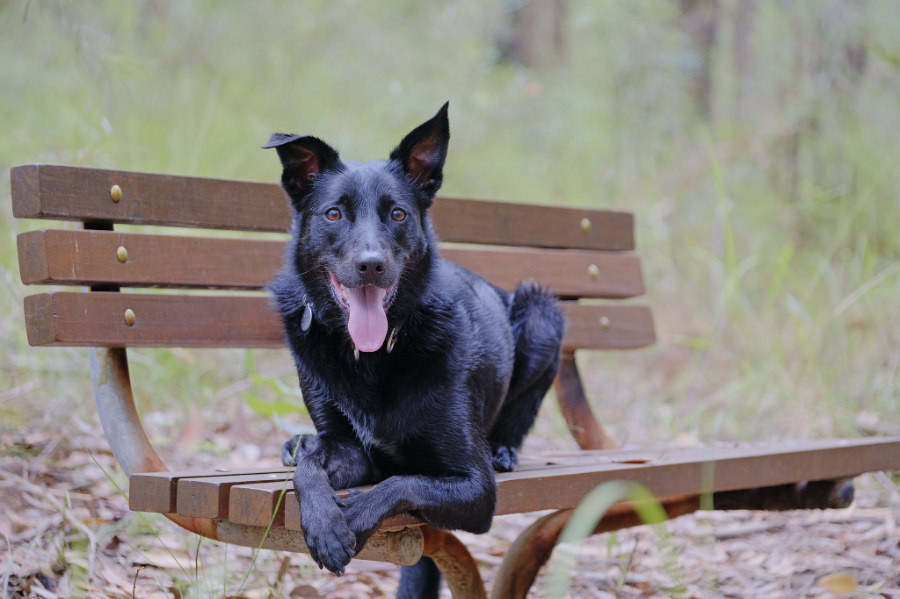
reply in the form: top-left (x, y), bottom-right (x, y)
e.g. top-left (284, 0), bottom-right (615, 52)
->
top-left (544, 481), bottom-right (667, 598)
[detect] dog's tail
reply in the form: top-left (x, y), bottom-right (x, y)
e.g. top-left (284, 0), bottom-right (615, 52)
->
top-left (509, 281), bottom-right (566, 385)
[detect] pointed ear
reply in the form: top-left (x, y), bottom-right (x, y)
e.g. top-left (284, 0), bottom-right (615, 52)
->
top-left (390, 102), bottom-right (450, 199)
top-left (263, 134), bottom-right (341, 203)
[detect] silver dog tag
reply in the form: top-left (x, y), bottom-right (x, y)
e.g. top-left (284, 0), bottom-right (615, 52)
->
top-left (301, 303), bottom-right (313, 332)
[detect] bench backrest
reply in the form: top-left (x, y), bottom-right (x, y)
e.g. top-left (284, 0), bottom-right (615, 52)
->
top-left (12, 164), bottom-right (655, 353)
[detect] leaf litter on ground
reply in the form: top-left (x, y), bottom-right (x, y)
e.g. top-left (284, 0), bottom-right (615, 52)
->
top-left (2, 417), bottom-right (898, 598)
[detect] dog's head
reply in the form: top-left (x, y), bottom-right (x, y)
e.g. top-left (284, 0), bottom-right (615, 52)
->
top-left (266, 103), bottom-right (450, 353)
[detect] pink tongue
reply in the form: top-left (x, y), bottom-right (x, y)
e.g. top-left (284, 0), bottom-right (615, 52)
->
top-left (346, 286), bottom-right (388, 352)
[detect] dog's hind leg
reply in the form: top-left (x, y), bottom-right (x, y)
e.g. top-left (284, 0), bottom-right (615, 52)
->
top-left (398, 558), bottom-right (441, 599)
top-left (489, 282), bottom-right (565, 472)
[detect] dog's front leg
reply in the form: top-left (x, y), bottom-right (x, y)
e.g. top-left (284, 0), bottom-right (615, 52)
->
top-left (293, 447), bottom-right (358, 575)
top-left (339, 464), bottom-right (496, 552)
top-left (284, 433), bottom-right (378, 489)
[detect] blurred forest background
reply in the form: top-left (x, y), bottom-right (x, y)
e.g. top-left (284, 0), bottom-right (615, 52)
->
top-left (2, 1), bottom-right (900, 597)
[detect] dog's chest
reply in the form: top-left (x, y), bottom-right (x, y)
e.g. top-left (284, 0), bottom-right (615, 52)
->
top-left (335, 398), bottom-right (384, 451)
top-left (330, 374), bottom-right (413, 457)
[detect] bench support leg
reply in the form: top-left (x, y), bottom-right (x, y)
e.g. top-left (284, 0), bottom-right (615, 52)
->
top-left (554, 352), bottom-right (618, 450)
top-left (91, 348), bottom-right (227, 541)
top-left (422, 526), bottom-right (487, 599)
top-left (492, 496), bottom-right (700, 598)
top-left (91, 347), bottom-right (167, 476)
top-left (490, 509), bottom-right (571, 599)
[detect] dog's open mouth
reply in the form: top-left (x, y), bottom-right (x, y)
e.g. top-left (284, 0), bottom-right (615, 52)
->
top-left (329, 272), bottom-right (397, 353)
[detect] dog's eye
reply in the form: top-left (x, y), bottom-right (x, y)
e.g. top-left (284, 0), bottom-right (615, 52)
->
top-left (391, 208), bottom-right (407, 222)
top-left (325, 208), bottom-right (342, 222)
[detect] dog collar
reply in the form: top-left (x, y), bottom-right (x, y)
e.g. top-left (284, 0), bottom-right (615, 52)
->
top-left (352, 325), bottom-right (401, 361)
top-left (386, 326), bottom-right (400, 353)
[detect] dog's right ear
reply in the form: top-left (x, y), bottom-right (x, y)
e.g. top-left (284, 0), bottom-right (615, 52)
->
top-left (263, 134), bottom-right (341, 205)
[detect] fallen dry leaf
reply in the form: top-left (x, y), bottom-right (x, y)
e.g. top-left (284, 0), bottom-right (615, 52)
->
top-left (817, 571), bottom-right (859, 594)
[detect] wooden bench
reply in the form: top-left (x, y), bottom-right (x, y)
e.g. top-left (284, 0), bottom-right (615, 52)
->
top-left (12, 163), bottom-right (900, 598)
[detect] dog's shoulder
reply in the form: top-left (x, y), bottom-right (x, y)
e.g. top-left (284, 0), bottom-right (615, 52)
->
top-left (411, 257), bottom-right (514, 351)
top-left (433, 258), bottom-right (511, 313)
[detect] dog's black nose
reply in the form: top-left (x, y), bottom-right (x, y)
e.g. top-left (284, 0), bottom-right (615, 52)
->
top-left (356, 252), bottom-right (387, 278)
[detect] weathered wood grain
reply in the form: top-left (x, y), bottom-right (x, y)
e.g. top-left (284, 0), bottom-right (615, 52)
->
top-left (24, 292), bottom-right (655, 351)
top-left (17, 229), bottom-right (645, 298)
top-left (11, 164), bottom-right (634, 249)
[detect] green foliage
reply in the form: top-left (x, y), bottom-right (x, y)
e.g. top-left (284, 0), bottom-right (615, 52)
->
top-left (2, 0), bottom-right (899, 454)
top-left (242, 374), bottom-right (307, 419)
top-left (543, 481), bottom-right (676, 598)
top-left (2, 1), bottom-right (900, 595)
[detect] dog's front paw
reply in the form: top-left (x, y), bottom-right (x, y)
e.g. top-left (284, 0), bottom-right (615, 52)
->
top-left (302, 498), bottom-right (357, 575)
top-left (491, 445), bottom-right (518, 472)
top-left (339, 490), bottom-right (382, 553)
top-left (281, 433), bottom-right (319, 466)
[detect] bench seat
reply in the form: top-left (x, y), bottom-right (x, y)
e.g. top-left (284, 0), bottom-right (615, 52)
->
top-left (131, 439), bottom-right (900, 529)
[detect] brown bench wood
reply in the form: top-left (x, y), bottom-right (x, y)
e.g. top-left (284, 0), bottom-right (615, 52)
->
top-left (127, 466), bottom-right (294, 514)
top-left (130, 438), bottom-right (900, 530)
top-left (12, 164), bottom-right (634, 249)
top-left (23, 292), bottom-right (655, 351)
top-left (12, 163), bottom-right (900, 599)
top-left (18, 229), bottom-right (645, 298)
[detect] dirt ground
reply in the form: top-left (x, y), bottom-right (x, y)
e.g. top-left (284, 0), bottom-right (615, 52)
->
top-left (2, 413), bottom-right (898, 598)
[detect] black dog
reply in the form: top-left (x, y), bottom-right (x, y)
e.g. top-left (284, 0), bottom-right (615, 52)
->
top-left (265, 103), bottom-right (565, 598)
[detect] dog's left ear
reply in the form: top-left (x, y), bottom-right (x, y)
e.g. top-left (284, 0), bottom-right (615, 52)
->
top-left (390, 102), bottom-right (450, 200)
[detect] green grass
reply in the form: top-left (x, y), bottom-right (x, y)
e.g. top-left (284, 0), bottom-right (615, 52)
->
top-left (3, 0), bottom-right (898, 437)
top-left (545, 481), bottom-right (672, 597)
top-left (2, 0), bottom-right (900, 594)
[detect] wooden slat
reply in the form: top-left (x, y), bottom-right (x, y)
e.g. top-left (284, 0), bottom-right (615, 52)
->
top-left (177, 472), bottom-right (293, 519)
top-left (128, 467), bottom-right (293, 513)
top-left (229, 450), bottom-right (666, 528)
top-left (229, 481), bottom-right (292, 527)
top-left (17, 229), bottom-right (286, 290)
top-left (24, 292), bottom-right (655, 351)
top-left (487, 437), bottom-right (900, 517)
top-left (431, 198), bottom-right (634, 250)
top-left (17, 229), bottom-right (645, 299)
top-left (128, 438), bottom-right (900, 531)
top-left (11, 164), bottom-right (290, 232)
top-left (442, 247), bottom-right (644, 299)
top-left (562, 303), bottom-right (656, 350)
top-left (23, 292), bottom-right (283, 348)
top-left (11, 164), bottom-right (634, 250)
